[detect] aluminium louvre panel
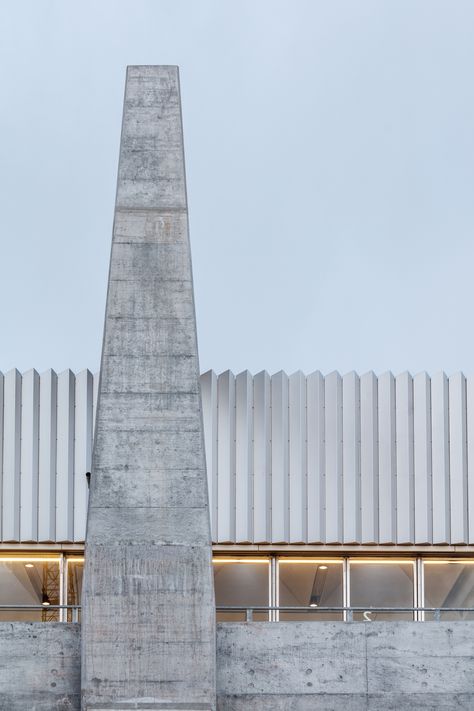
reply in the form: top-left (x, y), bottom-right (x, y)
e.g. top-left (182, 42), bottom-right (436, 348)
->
top-left (0, 368), bottom-right (473, 545)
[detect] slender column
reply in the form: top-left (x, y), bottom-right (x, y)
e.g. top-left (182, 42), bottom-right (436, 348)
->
top-left (81, 66), bottom-right (216, 711)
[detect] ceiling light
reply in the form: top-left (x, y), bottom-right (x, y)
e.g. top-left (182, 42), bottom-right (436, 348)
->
top-left (24, 563), bottom-right (34, 568)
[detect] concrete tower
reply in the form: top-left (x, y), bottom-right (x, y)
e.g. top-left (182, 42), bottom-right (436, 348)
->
top-left (81, 66), bottom-right (216, 711)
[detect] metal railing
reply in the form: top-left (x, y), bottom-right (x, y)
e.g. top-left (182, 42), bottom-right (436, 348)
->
top-left (216, 606), bottom-right (474, 622)
top-left (0, 605), bottom-right (81, 622)
top-left (2, 604), bottom-right (474, 624)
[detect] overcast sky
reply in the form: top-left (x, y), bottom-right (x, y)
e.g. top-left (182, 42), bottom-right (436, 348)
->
top-left (1, 1), bottom-right (473, 377)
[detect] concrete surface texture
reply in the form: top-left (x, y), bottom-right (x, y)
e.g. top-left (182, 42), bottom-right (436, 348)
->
top-left (4, 621), bottom-right (474, 710)
top-left (217, 621), bottom-right (474, 710)
top-left (81, 65), bottom-right (216, 710)
top-left (0, 622), bottom-right (80, 711)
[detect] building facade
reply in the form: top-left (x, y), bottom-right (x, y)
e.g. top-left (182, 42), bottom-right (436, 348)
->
top-left (0, 66), bottom-right (474, 710)
top-left (0, 368), bottom-right (474, 622)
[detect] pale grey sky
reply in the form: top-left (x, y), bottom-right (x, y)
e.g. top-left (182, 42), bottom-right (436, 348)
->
top-left (1, 0), bottom-right (473, 376)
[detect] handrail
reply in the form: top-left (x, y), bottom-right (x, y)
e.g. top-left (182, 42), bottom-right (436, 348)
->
top-left (0, 604), bottom-right (81, 622)
top-left (1, 604), bottom-right (473, 624)
top-left (216, 605), bottom-right (474, 622)
top-left (0, 603), bottom-right (81, 610)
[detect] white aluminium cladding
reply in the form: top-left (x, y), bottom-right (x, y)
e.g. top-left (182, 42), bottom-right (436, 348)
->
top-left (0, 367), bottom-right (472, 546)
top-left (203, 370), bottom-right (473, 546)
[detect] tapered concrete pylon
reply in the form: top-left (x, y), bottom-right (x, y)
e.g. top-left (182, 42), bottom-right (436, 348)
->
top-left (81, 66), bottom-right (216, 710)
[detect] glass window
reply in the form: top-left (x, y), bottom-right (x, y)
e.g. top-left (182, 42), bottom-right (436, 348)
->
top-left (213, 558), bottom-right (270, 621)
top-left (424, 561), bottom-right (474, 620)
top-left (349, 560), bottom-right (415, 620)
top-left (278, 559), bottom-right (343, 620)
top-left (66, 558), bottom-right (84, 622)
top-left (0, 557), bottom-right (61, 621)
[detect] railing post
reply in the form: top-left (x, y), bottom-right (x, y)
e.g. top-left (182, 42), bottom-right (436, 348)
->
top-left (245, 608), bottom-right (253, 622)
top-left (434, 608), bottom-right (441, 622)
top-left (59, 555), bottom-right (66, 623)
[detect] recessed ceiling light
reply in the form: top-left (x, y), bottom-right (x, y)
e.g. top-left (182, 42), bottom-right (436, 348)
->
top-left (24, 563), bottom-right (34, 568)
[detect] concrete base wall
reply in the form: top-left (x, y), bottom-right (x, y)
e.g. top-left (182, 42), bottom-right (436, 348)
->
top-left (0, 622), bottom-right (80, 710)
top-left (3, 621), bottom-right (474, 710)
top-left (217, 621), bottom-right (474, 710)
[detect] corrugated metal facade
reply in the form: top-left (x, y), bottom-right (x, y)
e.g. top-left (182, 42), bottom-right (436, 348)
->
top-left (202, 370), bottom-right (474, 546)
top-left (0, 369), bottom-right (97, 543)
top-left (0, 368), bottom-right (473, 545)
